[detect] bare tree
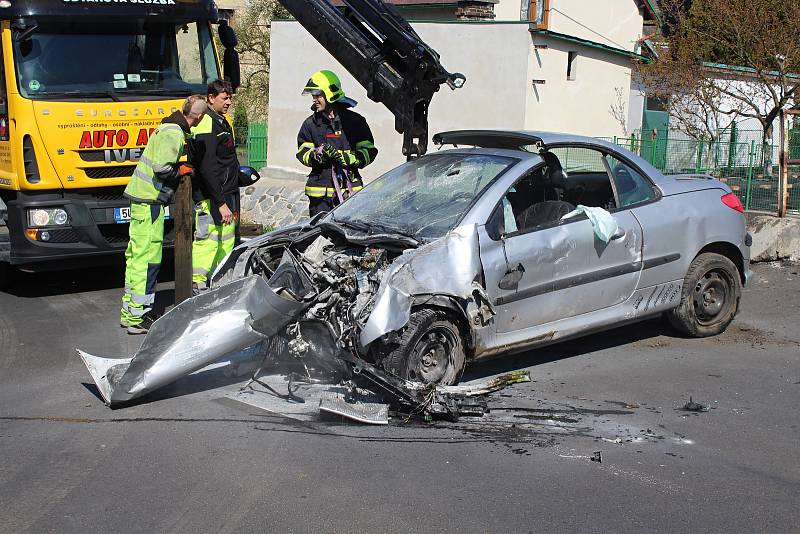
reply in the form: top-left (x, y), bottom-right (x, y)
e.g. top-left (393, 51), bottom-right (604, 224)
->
top-left (231, 0), bottom-right (289, 122)
top-left (609, 86), bottom-right (628, 136)
top-left (636, 0), bottom-right (800, 168)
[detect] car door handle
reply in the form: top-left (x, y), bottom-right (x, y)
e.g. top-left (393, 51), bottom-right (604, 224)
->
top-left (610, 228), bottom-right (626, 240)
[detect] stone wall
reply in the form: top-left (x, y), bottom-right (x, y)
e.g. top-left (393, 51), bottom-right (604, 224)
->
top-left (240, 169), bottom-right (310, 229)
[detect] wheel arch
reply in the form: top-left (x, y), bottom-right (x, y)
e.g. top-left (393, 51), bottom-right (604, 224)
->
top-left (409, 294), bottom-right (475, 353)
top-left (695, 242), bottom-right (745, 284)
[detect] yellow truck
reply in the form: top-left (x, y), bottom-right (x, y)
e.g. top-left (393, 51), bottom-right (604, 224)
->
top-left (0, 0), bottom-right (238, 283)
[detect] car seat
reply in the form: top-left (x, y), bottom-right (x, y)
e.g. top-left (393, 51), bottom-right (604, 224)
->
top-left (540, 151), bottom-right (568, 201)
top-left (516, 200), bottom-right (575, 231)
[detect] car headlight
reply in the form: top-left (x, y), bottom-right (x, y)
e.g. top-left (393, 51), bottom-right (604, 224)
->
top-left (28, 208), bottom-right (69, 227)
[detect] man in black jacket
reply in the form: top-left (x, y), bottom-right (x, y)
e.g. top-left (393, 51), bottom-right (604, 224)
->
top-left (189, 79), bottom-right (239, 290)
top-left (296, 70), bottom-right (377, 216)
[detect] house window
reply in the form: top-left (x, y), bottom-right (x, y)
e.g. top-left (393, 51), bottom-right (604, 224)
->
top-left (567, 52), bottom-right (578, 81)
top-left (522, 0), bottom-right (549, 28)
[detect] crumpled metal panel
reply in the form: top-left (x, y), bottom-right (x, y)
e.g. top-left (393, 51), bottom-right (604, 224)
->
top-left (78, 275), bottom-right (308, 406)
top-left (360, 224), bottom-right (482, 346)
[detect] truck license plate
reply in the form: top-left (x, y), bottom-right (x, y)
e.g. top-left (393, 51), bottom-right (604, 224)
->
top-left (114, 206), bottom-right (171, 223)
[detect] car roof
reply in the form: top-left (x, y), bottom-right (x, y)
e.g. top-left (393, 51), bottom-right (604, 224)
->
top-left (432, 129), bottom-right (668, 184)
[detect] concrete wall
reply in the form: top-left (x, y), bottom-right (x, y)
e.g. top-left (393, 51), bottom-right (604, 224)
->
top-left (266, 21), bottom-right (532, 178)
top-left (525, 36), bottom-right (632, 137)
top-left (494, 0), bottom-right (523, 20)
top-left (548, 0), bottom-right (643, 51)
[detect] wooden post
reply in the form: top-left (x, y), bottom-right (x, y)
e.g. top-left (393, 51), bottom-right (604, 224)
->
top-left (174, 174), bottom-right (193, 304)
top-left (778, 109), bottom-right (789, 218)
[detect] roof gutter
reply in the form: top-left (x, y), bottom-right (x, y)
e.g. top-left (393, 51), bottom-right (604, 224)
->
top-left (702, 62), bottom-right (800, 81)
top-left (530, 29), bottom-right (649, 62)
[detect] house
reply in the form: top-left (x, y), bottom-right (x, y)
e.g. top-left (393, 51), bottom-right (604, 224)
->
top-left (265, 0), bottom-right (657, 177)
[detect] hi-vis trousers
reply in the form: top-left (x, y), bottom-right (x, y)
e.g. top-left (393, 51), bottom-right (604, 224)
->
top-left (120, 202), bottom-right (165, 326)
top-left (192, 198), bottom-right (236, 287)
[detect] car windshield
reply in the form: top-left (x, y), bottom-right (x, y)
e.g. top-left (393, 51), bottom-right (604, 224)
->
top-left (333, 153), bottom-right (517, 240)
top-left (13, 21), bottom-right (219, 99)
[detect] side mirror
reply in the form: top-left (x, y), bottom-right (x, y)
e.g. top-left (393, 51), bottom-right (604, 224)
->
top-left (12, 18), bottom-right (39, 42)
top-left (218, 21), bottom-right (240, 91)
top-left (223, 49), bottom-right (241, 92)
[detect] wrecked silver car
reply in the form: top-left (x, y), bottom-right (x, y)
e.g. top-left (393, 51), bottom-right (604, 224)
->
top-left (80, 130), bottom-right (751, 412)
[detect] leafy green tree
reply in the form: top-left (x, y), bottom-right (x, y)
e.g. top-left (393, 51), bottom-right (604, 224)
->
top-left (231, 0), bottom-right (289, 122)
top-left (637, 0), bottom-right (800, 164)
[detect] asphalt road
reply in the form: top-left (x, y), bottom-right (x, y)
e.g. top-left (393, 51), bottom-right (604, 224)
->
top-left (0, 262), bottom-right (798, 533)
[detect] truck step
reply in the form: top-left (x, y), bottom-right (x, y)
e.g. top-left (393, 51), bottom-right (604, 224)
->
top-left (0, 226), bottom-right (9, 263)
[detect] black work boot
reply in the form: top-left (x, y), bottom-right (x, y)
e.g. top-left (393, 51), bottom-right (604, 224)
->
top-left (127, 314), bottom-right (156, 335)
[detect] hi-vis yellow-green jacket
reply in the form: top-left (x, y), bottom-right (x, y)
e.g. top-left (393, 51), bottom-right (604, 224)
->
top-left (124, 111), bottom-right (191, 205)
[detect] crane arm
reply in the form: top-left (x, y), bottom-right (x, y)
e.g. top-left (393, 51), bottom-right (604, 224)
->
top-left (278, 0), bottom-right (465, 158)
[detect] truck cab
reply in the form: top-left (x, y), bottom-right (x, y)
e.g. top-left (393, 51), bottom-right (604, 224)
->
top-left (0, 0), bottom-right (233, 273)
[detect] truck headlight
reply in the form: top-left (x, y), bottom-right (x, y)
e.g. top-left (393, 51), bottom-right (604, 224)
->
top-left (28, 208), bottom-right (69, 227)
top-left (53, 209), bottom-right (68, 225)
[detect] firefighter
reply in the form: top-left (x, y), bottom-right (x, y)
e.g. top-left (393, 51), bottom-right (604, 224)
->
top-left (189, 79), bottom-right (240, 291)
top-left (296, 70), bottom-right (378, 216)
top-left (120, 95), bottom-right (207, 335)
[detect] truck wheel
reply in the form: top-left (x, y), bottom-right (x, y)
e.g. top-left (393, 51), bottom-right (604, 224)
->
top-left (0, 263), bottom-right (10, 291)
top-left (667, 253), bottom-right (741, 337)
top-left (380, 308), bottom-right (466, 386)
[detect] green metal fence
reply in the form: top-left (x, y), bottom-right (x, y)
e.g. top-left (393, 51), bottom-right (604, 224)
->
top-left (600, 131), bottom-right (799, 215)
top-left (247, 122), bottom-right (268, 169)
top-left (236, 122), bottom-right (268, 169)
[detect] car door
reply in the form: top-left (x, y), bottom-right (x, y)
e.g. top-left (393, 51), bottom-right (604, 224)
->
top-left (479, 146), bottom-right (644, 334)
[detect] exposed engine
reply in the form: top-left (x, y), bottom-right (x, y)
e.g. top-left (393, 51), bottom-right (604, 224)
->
top-left (242, 233), bottom-right (397, 375)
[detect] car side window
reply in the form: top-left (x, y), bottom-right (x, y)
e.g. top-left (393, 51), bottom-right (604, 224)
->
top-left (604, 155), bottom-right (656, 208)
top-left (548, 146), bottom-right (618, 211)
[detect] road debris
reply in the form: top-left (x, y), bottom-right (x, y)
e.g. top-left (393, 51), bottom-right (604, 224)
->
top-left (679, 396), bottom-right (709, 412)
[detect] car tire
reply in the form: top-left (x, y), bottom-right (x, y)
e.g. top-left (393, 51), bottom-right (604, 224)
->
top-left (667, 252), bottom-right (741, 337)
top-left (380, 308), bottom-right (466, 386)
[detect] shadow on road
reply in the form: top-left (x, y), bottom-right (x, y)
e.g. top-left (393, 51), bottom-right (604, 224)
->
top-left (1, 253), bottom-right (176, 299)
top-left (463, 317), bottom-right (675, 381)
top-left (90, 317), bottom-right (677, 408)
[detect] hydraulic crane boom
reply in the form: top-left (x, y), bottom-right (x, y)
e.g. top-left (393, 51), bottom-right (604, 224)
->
top-left (279, 0), bottom-right (465, 158)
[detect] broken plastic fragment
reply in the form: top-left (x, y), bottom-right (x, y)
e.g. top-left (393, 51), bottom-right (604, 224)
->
top-left (679, 396), bottom-right (709, 412)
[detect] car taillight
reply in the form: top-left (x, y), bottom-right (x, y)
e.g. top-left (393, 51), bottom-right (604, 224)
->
top-left (0, 114), bottom-right (8, 141)
top-left (721, 193), bottom-right (744, 213)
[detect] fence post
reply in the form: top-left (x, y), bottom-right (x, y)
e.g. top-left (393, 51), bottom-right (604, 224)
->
top-left (650, 132), bottom-right (657, 165)
top-left (629, 133), bottom-right (636, 153)
top-left (727, 120), bottom-right (738, 169)
top-left (695, 142), bottom-right (703, 173)
top-left (744, 140), bottom-right (755, 211)
top-left (778, 109), bottom-right (789, 217)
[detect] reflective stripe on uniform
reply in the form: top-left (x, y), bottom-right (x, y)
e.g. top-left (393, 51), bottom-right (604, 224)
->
top-left (132, 167), bottom-right (156, 187)
top-left (298, 142), bottom-right (314, 166)
top-left (193, 267), bottom-right (210, 276)
top-left (355, 141), bottom-right (375, 165)
top-left (202, 229), bottom-right (236, 242)
top-left (139, 154), bottom-right (172, 175)
top-left (305, 185), bottom-right (334, 197)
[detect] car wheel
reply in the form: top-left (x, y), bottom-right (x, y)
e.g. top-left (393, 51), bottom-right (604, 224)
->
top-left (380, 308), bottom-right (466, 386)
top-left (667, 253), bottom-right (741, 337)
